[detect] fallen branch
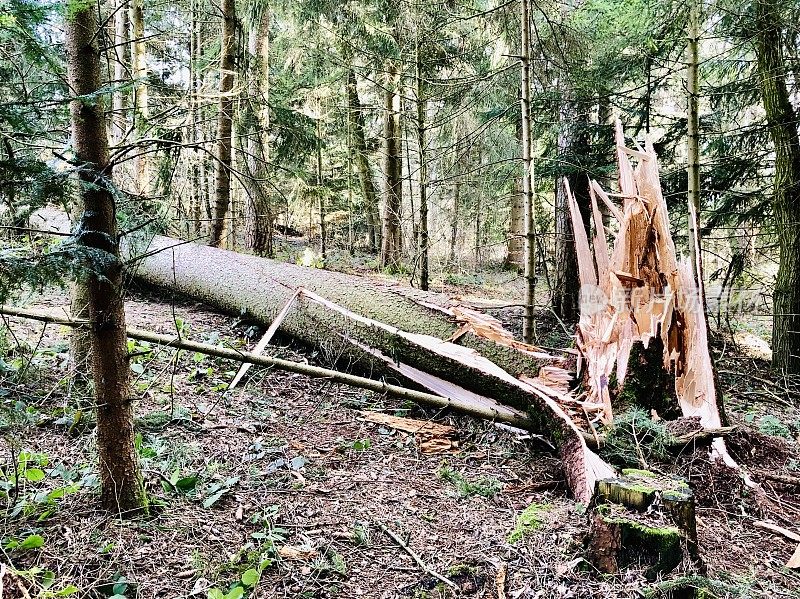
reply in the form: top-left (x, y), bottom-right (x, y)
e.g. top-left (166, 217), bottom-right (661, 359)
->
top-left (0, 304), bottom-right (535, 429)
top-left (228, 290), bottom-right (300, 390)
top-left (376, 521), bottom-right (457, 589)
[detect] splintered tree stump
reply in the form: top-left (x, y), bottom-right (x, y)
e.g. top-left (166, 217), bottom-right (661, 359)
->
top-left (587, 470), bottom-right (700, 580)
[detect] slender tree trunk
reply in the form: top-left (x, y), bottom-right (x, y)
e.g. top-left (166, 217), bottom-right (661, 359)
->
top-left (754, 0), bottom-right (800, 374)
top-left (189, 0), bottom-right (202, 237)
top-left (416, 42), bottom-right (429, 290)
top-left (112, 0), bottom-right (128, 146)
top-left (347, 70), bottom-right (381, 252)
top-left (520, 0), bottom-right (536, 344)
top-left (686, 0), bottom-right (704, 297)
top-left (245, 3), bottom-right (272, 256)
top-left (506, 121), bottom-right (524, 270)
top-left (380, 64), bottom-right (403, 269)
top-left (210, 0), bottom-right (237, 247)
top-left (316, 117), bottom-right (326, 261)
top-left (129, 0), bottom-right (148, 199)
top-left (65, 4), bottom-right (146, 514)
top-left (450, 179), bottom-right (460, 265)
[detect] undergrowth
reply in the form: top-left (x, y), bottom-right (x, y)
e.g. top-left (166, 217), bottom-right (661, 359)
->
top-left (600, 409), bottom-right (673, 468)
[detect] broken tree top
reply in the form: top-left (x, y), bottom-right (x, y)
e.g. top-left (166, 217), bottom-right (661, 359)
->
top-left (567, 119), bottom-right (738, 470)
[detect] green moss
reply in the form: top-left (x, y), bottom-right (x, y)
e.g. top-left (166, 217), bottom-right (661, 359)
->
top-left (621, 468), bottom-right (657, 478)
top-left (617, 519), bottom-right (682, 577)
top-left (507, 502), bottom-right (549, 543)
top-left (446, 563), bottom-right (477, 577)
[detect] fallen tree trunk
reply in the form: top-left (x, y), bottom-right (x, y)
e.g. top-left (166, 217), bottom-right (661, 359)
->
top-left (33, 209), bottom-right (613, 503)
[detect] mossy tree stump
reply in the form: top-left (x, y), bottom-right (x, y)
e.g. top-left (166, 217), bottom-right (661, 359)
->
top-left (587, 469), bottom-right (700, 580)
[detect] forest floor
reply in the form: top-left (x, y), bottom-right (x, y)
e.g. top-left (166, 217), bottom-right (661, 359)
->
top-left (1, 283), bottom-right (800, 599)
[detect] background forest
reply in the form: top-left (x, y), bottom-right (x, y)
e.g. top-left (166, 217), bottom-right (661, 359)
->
top-left (1, 0), bottom-right (800, 597)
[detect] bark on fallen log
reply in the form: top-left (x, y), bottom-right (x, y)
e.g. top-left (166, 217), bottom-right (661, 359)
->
top-left (34, 208), bottom-right (614, 502)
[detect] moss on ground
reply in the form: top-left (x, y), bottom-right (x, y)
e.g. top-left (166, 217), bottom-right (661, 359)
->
top-left (507, 502), bottom-right (549, 543)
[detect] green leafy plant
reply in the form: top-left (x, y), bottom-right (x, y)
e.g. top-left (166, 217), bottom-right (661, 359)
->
top-left (600, 409), bottom-right (672, 468)
top-left (4, 533), bottom-right (45, 551)
top-left (352, 522), bottom-right (370, 547)
top-left (437, 464), bottom-right (502, 499)
top-left (203, 476), bottom-right (240, 508)
top-left (756, 415), bottom-right (791, 439)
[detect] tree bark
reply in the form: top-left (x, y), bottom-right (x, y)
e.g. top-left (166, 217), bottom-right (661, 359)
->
top-left (415, 42), bottom-right (429, 290)
top-left (316, 117), bottom-right (326, 260)
top-left (189, 0), bottom-right (202, 237)
top-left (65, 5), bottom-right (147, 514)
top-left (553, 107), bottom-right (590, 322)
top-left (210, 0), bottom-right (237, 247)
top-left (506, 122), bottom-right (524, 270)
top-left (380, 64), bottom-right (403, 269)
top-left (686, 0), bottom-right (704, 298)
top-left (520, 0), bottom-right (536, 344)
top-left (347, 69), bottom-right (381, 253)
top-left (245, 3), bottom-right (273, 256)
top-left (129, 0), bottom-right (149, 199)
top-left (111, 0), bottom-right (128, 146)
top-left (753, 0), bottom-right (800, 375)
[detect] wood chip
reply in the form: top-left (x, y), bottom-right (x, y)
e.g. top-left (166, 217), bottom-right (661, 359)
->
top-left (787, 544), bottom-right (800, 569)
top-left (753, 520), bottom-right (800, 542)
top-left (278, 545), bottom-right (318, 561)
top-left (358, 411), bottom-right (455, 436)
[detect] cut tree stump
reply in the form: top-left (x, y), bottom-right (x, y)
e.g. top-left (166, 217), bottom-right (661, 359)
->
top-left (587, 469), bottom-right (700, 580)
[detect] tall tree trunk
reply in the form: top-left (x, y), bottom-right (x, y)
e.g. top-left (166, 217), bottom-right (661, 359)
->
top-left (686, 0), bottom-right (704, 297)
top-left (129, 0), bottom-right (149, 199)
top-left (416, 42), bottom-right (429, 290)
top-left (65, 4), bottom-right (147, 514)
top-left (450, 178), bottom-right (460, 264)
top-left (520, 0), bottom-right (536, 344)
top-left (210, 0), bottom-right (237, 247)
top-left (381, 64), bottom-right (403, 269)
top-left (553, 106), bottom-right (590, 322)
top-left (506, 121), bottom-right (524, 269)
top-left (316, 117), bottom-right (326, 261)
top-left (189, 0), bottom-right (202, 237)
top-left (347, 70), bottom-right (380, 252)
top-left (754, 0), bottom-right (800, 374)
top-left (245, 2), bottom-right (272, 256)
top-left (112, 0), bottom-right (128, 146)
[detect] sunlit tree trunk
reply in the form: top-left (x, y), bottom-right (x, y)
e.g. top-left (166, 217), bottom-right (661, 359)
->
top-left (210, 0), bottom-right (237, 247)
top-left (189, 0), bottom-right (202, 237)
top-left (686, 0), bottom-right (704, 296)
top-left (754, 0), bottom-right (800, 374)
top-left (506, 121), bottom-right (524, 270)
top-left (244, 2), bottom-right (272, 256)
top-left (316, 116), bottom-right (326, 261)
top-left (66, 3), bottom-right (147, 514)
top-left (520, 0), bottom-right (536, 344)
top-left (380, 64), bottom-right (403, 269)
top-left (347, 69), bottom-right (380, 252)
